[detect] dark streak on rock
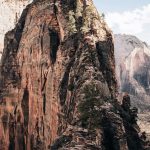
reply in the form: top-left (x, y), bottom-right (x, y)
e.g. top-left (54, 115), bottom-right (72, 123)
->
top-left (48, 28), bottom-right (60, 64)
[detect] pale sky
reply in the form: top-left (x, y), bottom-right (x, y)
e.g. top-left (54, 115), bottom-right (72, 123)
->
top-left (93, 0), bottom-right (150, 44)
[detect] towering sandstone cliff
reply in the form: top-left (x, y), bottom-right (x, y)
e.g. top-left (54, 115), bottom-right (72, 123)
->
top-left (114, 34), bottom-right (150, 111)
top-left (0, 0), bottom-right (31, 58)
top-left (114, 34), bottom-right (150, 139)
top-left (0, 0), bottom-right (148, 149)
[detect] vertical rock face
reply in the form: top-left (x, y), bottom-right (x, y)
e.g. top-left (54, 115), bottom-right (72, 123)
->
top-left (114, 34), bottom-right (150, 136)
top-left (0, 0), bottom-right (31, 59)
top-left (0, 0), bottom-right (147, 150)
top-left (114, 34), bottom-right (150, 109)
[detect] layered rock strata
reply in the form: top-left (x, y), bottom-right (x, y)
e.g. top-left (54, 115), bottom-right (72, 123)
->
top-left (0, 0), bottom-right (31, 58)
top-left (114, 34), bottom-right (150, 111)
top-left (0, 0), bottom-right (147, 150)
top-left (114, 34), bottom-right (150, 138)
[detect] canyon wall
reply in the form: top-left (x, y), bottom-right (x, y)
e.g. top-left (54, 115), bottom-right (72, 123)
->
top-left (0, 1), bottom-right (148, 150)
top-left (0, 0), bottom-right (31, 58)
top-left (115, 34), bottom-right (150, 109)
top-left (114, 34), bottom-right (150, 137)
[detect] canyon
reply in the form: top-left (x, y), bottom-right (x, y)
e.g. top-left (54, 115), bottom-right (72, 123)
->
top-left (0, 0), bottom-right (149, 150)
top-left (115, 34), bottom-right (150, 108)
top-left (114, 34), bottom-right (150, 137)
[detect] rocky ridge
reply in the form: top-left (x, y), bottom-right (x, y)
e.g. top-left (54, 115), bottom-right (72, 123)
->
top-left (0, 0), bottom-right (149, 150)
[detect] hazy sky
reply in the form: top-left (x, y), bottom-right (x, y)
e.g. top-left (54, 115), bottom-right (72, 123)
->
top-left (93, 0), bottom-right (150, 43)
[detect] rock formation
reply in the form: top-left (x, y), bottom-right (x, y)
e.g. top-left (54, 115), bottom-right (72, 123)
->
top-left (0, 0), bottom-right (148, 150)
top-left (0, 0), bottom-right (31, 58)
top-left (114, 34), bottom-right (150, 110)
top-left (114, 34), bottom-right (150, 136)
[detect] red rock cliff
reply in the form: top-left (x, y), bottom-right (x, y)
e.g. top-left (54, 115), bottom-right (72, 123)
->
top-left (0, 0), bottom-right (147, 150)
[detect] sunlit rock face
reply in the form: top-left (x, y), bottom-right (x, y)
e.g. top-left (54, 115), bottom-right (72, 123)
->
top-left (114, 34), bottom-right (150, 111)
top-left (0, 1), bottom-right (148, 149)
top-left (114, 34), bottom-right (150, 137)
top-left (0, 0), bottom-right (31, 59)
top-left (0, 0), bottom-right (121, 149)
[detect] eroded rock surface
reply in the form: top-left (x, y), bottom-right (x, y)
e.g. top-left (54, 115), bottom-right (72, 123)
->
top-left (114, 34), bottom-right (150, 111)
top-left (0, 0), bottom-right (31, 58)
top-left (114, 34), bottom-right (150, 138)
top-left (0, 0), bottom-right (148, 150)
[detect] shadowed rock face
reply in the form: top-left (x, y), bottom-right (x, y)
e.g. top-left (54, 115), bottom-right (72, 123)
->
top-left (0, 1), bottom-right (147, 150)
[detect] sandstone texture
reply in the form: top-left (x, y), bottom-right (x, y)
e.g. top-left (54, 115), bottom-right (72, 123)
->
top-left (114, 34), bottom-right (150, 110)
top-left (0, 0), bottom-right (149, 150)
top-left (114, 34), bottom-right (150, 138)
top-left (0, 0), bottom-right (31, 58)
